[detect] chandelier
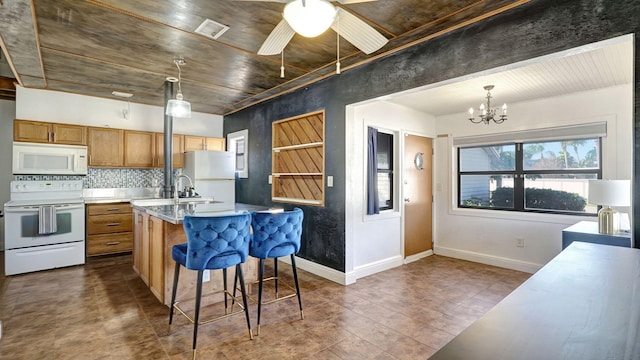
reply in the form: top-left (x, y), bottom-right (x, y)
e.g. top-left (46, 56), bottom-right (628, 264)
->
top-left (468, 85), bottom-right (507, 124)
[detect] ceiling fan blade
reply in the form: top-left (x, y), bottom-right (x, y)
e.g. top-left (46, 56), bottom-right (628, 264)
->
top-left (333, 0), bottom-right (378, 4)
top-left (331, 8), bottom-right (388, 54)
top-left (258, 19), bottom-right (296, 55)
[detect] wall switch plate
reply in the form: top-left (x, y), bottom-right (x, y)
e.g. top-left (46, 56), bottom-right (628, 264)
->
top-left (268, 175), bottom-right (272, 184)
top-left (516, 238), bottom-right (525, 248)
top-left (327, 176), bottom-right (333, 187)
top-left (203, 270), bottom-right (210, 282)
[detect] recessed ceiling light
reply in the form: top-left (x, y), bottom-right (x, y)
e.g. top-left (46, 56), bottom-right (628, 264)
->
top-left (112, 91), bottom-right (133, 98)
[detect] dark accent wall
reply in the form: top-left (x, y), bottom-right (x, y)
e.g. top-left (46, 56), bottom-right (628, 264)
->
top-left (225, 0), bottom-right (640, 272)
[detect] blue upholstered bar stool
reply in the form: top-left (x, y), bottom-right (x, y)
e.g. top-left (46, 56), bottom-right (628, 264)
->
top-left (168, 213), bottom-right (253, 359)
top-left (249, 207), bottom-right (304, 335)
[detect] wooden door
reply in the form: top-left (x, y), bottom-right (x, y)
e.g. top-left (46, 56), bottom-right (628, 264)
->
top-left (140, 212), bottom-right (150, 286)
top-left (88, 127), bottom-right (124, 167)
top-left (124, 130), bottom-right (155, 167)
top-left (156, 133), bottom-right (184, 168)
top-left (403, 134), bottom-right (433, 257)
top-left (14, 120), bottom-right (51, 143)
top-left (184, 135), bottom-right (205, 152)
top-left (132, 209), bottom-right (142, 275)
top-left (52, 123), bottom-right (87, 145)
top-left (205, 137), bottom-right (226, 151)
top-left (149, 216), bottom-right (164, 302)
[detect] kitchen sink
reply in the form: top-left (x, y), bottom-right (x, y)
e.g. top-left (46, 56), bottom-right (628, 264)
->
top-left (130, 197), bottom-right (214, 206)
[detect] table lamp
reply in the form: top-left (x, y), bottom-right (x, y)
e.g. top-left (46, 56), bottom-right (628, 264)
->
top-left (588, 179), bottom-right (631, 234)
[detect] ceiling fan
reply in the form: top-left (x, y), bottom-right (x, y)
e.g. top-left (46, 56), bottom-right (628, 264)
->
top-left (237, 0), bottom-right (388, 56)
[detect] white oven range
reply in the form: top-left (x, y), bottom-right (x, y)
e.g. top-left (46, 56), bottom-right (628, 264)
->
top-left (4, 180), bottom-right (85, 275)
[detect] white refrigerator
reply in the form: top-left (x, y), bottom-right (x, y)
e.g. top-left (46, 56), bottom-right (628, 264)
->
top-left (183, 150), bottom-right (236, 210)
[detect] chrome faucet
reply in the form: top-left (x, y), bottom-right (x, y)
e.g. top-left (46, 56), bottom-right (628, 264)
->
top-left (174, 174), bottom-right (194, 204)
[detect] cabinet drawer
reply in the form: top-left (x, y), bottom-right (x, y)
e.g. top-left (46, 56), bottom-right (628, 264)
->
top-left (87, 213), bottom-right (133, 235)
top-left (87, 203), bottom-right (131, 215)
top-left (87, 233), bottom-right (133, 256)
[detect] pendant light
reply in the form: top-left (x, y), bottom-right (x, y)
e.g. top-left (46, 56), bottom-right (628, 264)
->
top-left (166, 57), bottom-right (191, 118)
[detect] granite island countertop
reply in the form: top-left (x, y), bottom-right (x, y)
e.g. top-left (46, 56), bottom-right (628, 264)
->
top-left (131, 202), bottom-right (277, 224)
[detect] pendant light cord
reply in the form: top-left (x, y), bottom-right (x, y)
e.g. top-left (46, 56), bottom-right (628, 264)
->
top-left (175, 60), bottom-right (183, 94)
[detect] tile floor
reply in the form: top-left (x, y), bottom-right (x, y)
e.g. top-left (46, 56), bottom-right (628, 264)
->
top-left (0, 254), bottom-right (529, 359)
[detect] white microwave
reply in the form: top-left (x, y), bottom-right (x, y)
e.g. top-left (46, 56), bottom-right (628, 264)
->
top-left (12, 142), bottom-right (88, 175)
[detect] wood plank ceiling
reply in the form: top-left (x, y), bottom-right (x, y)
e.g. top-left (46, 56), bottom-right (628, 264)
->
top-left (0, 0), bottom-right (530, 115)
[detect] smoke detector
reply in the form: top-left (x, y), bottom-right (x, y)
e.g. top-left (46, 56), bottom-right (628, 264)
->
top-left (195, 19), bottom-right (230, 40)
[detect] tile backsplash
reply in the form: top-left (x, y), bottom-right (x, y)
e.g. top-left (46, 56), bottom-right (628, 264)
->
top-left (14, 168), bottom-right (173, 188)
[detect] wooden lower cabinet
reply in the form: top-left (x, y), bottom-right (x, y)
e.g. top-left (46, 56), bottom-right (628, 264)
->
top-left (133, 212), bottom-right (257, 306)
top-left (86, 203), bottom-right (133, 256)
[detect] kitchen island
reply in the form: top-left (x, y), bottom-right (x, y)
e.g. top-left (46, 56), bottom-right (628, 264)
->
top-left (131, 201), bottom-right (271, 306)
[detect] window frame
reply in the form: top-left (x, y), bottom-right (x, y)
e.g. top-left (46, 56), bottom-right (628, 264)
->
top-left (376, 131), bottom-right (394, 211)
top-left (226, 129), bottom-right (248, 179)
top-left (457, 138), bottom-right (602, 215)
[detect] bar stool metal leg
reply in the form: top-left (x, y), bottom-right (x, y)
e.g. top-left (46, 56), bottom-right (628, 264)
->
top-left (169, 261), bottom-right (181, 326)
top-left (257, 258), bottom-right (265, 336)
top-left (236, 263), bottom-right (254, 339)
top-left (290, 254), bottom-right (304, 320)
top-left (192, 270), bottom-right (204, 359)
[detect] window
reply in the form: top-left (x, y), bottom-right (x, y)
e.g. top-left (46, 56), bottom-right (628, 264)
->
top-left (458, 138), bottom-right (602, 214)
top-left (376, 132), bottom-right (394, 211)
top-left (226, 129), bottom-right (248, 178)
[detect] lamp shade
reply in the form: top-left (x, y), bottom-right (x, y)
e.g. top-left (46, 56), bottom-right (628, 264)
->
top-left (588, 179), bottom-right (630, 207)
top-left (283, 0), bottom-right (336, 38)
top-left (166, 98), bottom-right (191, 118)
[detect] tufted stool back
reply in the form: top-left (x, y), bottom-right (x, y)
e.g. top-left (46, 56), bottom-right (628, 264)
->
top-left (176, 213), bottom-right (252, 271)
top-left (250, 208), bottom-right (303, 259)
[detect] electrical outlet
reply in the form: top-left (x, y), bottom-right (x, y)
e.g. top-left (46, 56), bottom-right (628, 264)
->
top-left (268, 175), bottom-right (272, 185)
top-left (516, 238), bottom-right (525, 248)
top-left (203, 270), bottom-right (210, 282)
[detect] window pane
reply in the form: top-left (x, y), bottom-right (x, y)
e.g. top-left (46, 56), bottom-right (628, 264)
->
top-left (460, 145), bottom-right (515, 172)
top-left (523, 139), bottom-right (599, 170)
top-left (377, 171), bottom-right (392, 209)
top-left (235, 139), bottom-right (245, 154)
top-left (236, 154), bottom-right (245, 170)
top-left (460, 175), bottom-right (514, 208)
top-left (377, 133), bottom-right (392, 170)
top-left (524, 174), bottom-right (597, 213)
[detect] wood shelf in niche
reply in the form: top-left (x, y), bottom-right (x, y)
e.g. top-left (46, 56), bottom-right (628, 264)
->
top-left (272, 110), bottom-right (325, 206)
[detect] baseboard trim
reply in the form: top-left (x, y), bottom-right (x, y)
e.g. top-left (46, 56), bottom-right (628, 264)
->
top-left (278, 256), bottom-right (349, 285)
top-left (434, 246), bottom-right (542, 273)
top-left (349, 255), bottom-right (404, 283)
top-left (404, 250), bottom-right (433, 264)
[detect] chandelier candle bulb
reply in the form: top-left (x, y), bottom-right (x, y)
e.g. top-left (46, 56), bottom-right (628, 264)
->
top-left (468, 85), bottom-right (507, 125)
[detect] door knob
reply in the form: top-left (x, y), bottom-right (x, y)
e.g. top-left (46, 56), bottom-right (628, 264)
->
top-left (404, 198), bottom-right (410, 203)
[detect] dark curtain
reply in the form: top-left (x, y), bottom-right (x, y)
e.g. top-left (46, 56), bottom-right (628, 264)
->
top-left (367, 127), bottom-right (380, 215)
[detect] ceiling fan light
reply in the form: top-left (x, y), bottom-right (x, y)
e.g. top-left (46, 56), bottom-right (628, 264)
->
top-left (166, 92), bottom-right (191, 118)
top-left (283, 0), bottom-right (336, 38)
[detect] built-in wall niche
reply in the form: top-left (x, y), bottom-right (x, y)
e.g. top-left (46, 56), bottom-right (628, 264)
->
top-left (272, 110), bottom-right (325, 206)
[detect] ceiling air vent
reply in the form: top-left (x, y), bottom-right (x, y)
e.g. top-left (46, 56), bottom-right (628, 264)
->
top-left (194, 19), bottom-right (230, 40)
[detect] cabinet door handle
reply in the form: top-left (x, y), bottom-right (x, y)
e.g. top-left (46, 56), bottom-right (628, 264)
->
top-left (107, 208), bottom-right (121, 211)
top-left (52, 132), bottom-right (56, 142)
top-left (105, 241), bottom-right (121, 246)
top-left (106, 223), bottom-right (121, 227)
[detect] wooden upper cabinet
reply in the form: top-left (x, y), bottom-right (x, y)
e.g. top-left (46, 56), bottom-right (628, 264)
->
top-left (88, 127), bottom-right (124, 167)
top-left (184, 135), bottom-right (205, 152)
top-left (124, 130), bottom-right (155, 168)
top-left (14, 119), bottom-right (87, 145)
top-left (205, 137), bottom-right (225, 151)
top-left (156, 133), bottom-right (184, 168)
top-left (184, 135), bottom-right (226, 152)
